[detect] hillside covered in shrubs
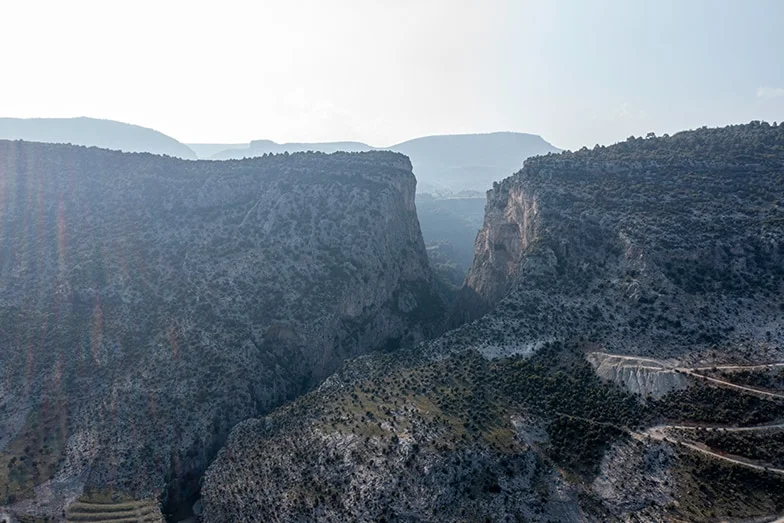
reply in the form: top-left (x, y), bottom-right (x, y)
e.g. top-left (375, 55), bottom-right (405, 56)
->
top-left (0, 142), bottom-right (444, 520)
top-left (204, 122), bottom-right (784, 522)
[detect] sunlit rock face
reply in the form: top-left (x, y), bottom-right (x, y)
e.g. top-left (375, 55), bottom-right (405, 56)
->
top-left (586, 352), bottom-right (689, 398)
top-left (0, 141), bottom-right (443, 517)
top-left (455, 183), bottom-right (540, 321)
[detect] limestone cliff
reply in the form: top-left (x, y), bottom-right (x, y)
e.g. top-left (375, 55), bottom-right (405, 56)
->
top-left (0, 142), bottom-right (444, 520)
top-left (455, 182), bottom-right (539, 321)
top-left (586, 352), bottom-right (688, 399)
top-left (455, 122), bottom-right (784, 358)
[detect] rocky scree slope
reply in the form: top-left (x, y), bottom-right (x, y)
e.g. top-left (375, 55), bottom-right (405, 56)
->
top-left (202, 122), bottom-right (784, 522)
top-left (0, 142), bottom-right (444, 519)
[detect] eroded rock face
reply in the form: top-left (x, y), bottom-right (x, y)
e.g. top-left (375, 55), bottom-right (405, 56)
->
top-left (456, 184), bottom-right (539, 319)
top-left (204, 423), bottom-right (552, 522)
top-left (455, 122), bottom-right (784, 359)
top-left (587, 353), bottom-right (689, 398)
top-left (0, 142), bottom-right (443, 517)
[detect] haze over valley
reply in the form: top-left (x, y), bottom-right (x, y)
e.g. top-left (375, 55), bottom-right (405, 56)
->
top-left (1, 1), bottom-right (784, 522)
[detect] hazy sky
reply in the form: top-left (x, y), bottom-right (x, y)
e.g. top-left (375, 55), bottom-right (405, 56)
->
top-left (2, 0), bottom-right (782, 150)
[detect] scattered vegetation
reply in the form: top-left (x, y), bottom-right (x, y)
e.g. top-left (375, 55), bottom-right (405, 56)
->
top-left (652, 381), bottom-right (784, 426)
top-left (675, 448), bottom-right (784, 521)
top-left (0, 399), bottom-right (68, 505)
top-left (203, 122), bottom-right (784, 522)
top-left (708, 367), bottom-right (784, 391)
top-left (700, 429), bottom-right (784, 468)
top-left (0, 141), bottom-right (444, 516)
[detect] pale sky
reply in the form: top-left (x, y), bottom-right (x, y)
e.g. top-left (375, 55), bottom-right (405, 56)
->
top-left (1, 0), bottom-right (782, 150)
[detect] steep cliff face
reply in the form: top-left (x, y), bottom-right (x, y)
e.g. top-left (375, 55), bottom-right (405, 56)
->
top-left (0, 142), bottom-right (443, 519)
top-left (456, 183), bottom-right (539, 320)
top-left (202, 122), bottom-right (784, 523)
top-left (456, 122), bottom-right (784, 358)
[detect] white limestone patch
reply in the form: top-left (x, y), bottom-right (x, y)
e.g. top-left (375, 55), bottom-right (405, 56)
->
top-left (587, 352), bottom-right (689, 398)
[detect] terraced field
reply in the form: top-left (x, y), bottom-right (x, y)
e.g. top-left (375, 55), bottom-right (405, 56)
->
top-left (66, 500), bottom-right (163, 523)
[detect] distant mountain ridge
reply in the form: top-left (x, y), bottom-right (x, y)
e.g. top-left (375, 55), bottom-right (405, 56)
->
top-left (187, 143), bottom-right (247, 159)
top-left (195, 132), bottom-right (561, 194)
top-left (0, 117), bottom-right (196, 159)
top-left (391, 132), bottom-right (560, 194)
top-left (0, 119), bottom-right (558, 186)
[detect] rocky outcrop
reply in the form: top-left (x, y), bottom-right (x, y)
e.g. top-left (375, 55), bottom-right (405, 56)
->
top-left (591, 439), bottom-right (676, 521)
top-left (454, 183), bottom-right (539, 321)
top-left (0, 142), bottom-right (443, 519)
top-left (204, 415), bottom-right (586, 523)
top-left (200, 347), bottom-right (601, 523)
top-left (587, 353), bottom-right (689, 398)
top-left (454, 121), bottom-right (784, 358)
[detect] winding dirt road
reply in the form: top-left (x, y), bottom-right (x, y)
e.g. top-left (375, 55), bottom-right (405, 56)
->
top-left (647, 422), bottom-right (784, 433)
top-left (677, 368), bottom-right (784, 400)
top-left (640, 424), bottom-right (784, 475)
top-left (690, 363), bottom-right (784, 372)
top-left (589, 352), bottom-right (784, 473)
top-left (591, 351), bottom-right (784, 399)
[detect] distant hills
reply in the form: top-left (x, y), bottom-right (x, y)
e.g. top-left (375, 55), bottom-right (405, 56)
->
top-left (0, 117), bottom-right (560, 194)
top-left (209, 140), bottom-right (373, 159)
top-left (0, 117), bottom-right (196, 159)
top-left (187, 142), bottom-right (247, 159)
top-left (191, 132), bottom-right (561, 194)
top-left (0, 119), bottom-right (560, 190)
top-left (391, 132), bottom-right (561, 194)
